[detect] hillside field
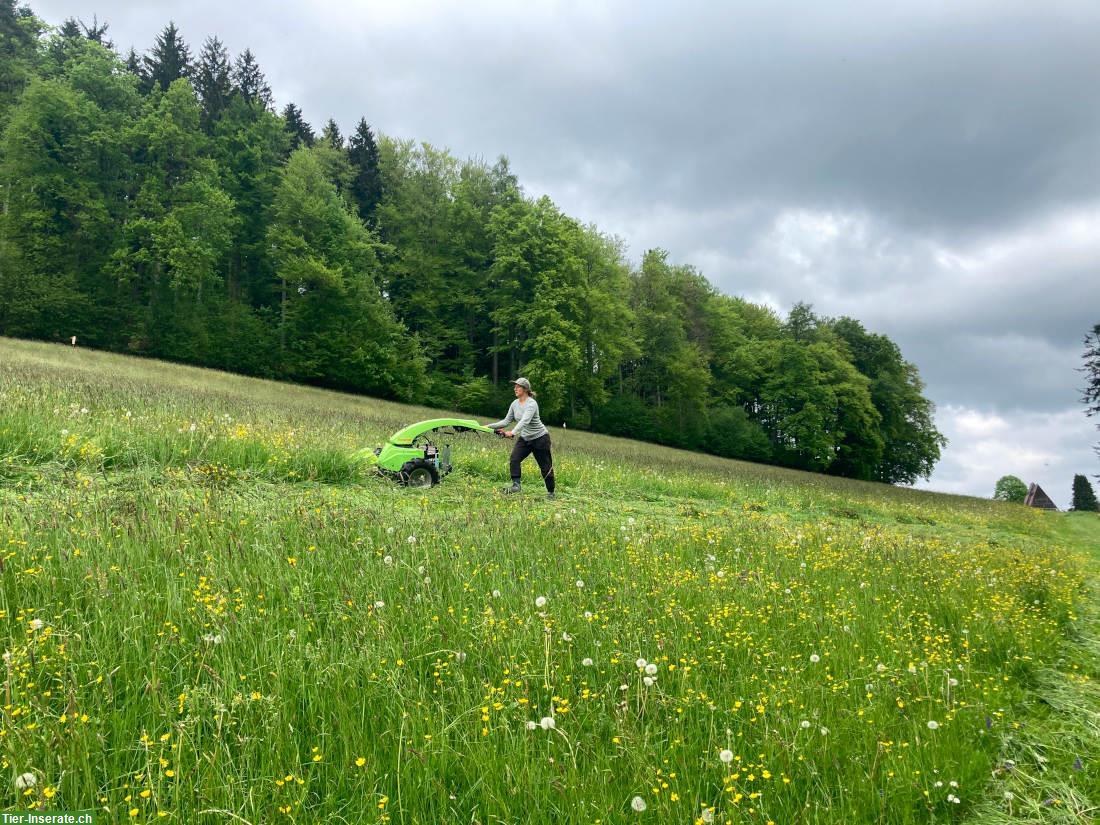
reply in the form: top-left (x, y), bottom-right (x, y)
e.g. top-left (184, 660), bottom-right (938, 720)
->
top-left (0, 337), bottom-right (1097, 824)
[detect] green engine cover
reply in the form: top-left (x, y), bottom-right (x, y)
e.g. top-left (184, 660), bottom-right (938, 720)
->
top-left (358, 418), bottom-right (495, 475)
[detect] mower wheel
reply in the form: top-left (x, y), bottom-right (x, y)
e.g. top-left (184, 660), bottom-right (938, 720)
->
top-left (400, 458), bottom-right (439, 488)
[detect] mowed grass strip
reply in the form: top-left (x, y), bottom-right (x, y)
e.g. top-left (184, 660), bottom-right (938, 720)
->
top-left (0, 337), bottom-right (1095, 824)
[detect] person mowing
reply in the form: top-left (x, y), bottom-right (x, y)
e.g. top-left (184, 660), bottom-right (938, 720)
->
top-left (485, 377), bottom-right (556, 499)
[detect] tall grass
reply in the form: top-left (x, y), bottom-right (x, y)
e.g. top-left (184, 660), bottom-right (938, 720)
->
top-left (0, 338), bottom-right (1094, 824)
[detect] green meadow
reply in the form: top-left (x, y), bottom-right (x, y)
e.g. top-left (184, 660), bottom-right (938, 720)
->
top-left (1, 337), bottom-right (1097, 824)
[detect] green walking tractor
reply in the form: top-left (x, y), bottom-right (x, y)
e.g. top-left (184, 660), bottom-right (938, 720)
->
top-left (355, 418), bottom-right (499, 487)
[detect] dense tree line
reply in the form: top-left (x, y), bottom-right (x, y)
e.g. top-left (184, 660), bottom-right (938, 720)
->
top-left (0, 3), bottom-right (946, 483)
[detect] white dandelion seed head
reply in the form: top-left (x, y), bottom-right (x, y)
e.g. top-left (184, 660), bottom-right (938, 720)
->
top-left (583, 610), bottom-right (593, 619)
top-left (643, 676), bottom-right (656, 687)
top-left (949, 678), bottom-right (959, 687)
top-left (935, 781), bottom-right (943, 788)
top-left (908, 664), bottom-right (918, 674)
top-left (644, 663), bottom-right (658, 676)
top-left (373, 600), bottom-right (385, 610)
top-left (820, 727), bottom-right (830, 735)
top-left (635, 658), bottom-right (647, 669)
top-left (28, 619), bottom-right (43, 632)
top-left (423, 576), bottom-right (431, 585)
top-left (582, 658), bottom-right (594, 667)
top-left (701, 809), bottom-right (714, 824)
top-left (417, 565), bottom-right (425, 575)
top-left (201, 633), bottom-right (223, 645)
top-left (540, 716), bottom-right (555, 730)
top-left (876, 663), bottom-right (887, 673)
top-left (800, 720), bottom-right (811, 729)
top-left (575, 579), bottom-right (585, 588)
top-left (535, 596), bottom-right (547, 609)
top-left (927, 720), bottom-right (940, 730)
top-left (631, 796), bottom-right (647, 812)
top-left (407, 535), bottom-right (417, 545)
top-left (525, 721), bottom-right (538, 730)
top-left (14, 772), bottom-right (36, 790)
top-left (383, 555), bottom-right (394, 566)
top-left (454, 651), bottom-right (466, 664)
top-left (492, 589), bottom-right (501, 598)
top-left (809, 654), bottom-right (820, 663)
top-left (561, 632), bottom-right (572, 642)
top-left (949, 781), bottom-right (958, 788)
top-left (386, 526), bottom-right (395, 535)
top-left (719, 749), bottom-right (734, 764)
top-left (1003, 791), bottom-right (1014, 801)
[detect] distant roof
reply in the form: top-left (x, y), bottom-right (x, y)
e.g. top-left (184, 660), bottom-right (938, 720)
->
top-left (1024, 483), bottom-right (1058, 510)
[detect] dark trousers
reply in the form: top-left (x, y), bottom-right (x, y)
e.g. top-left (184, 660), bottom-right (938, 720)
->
top-left (510, 433), bottom-right (555, 492)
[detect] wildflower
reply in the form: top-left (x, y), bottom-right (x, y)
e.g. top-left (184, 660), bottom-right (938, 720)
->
top-left (643, 676), bottom-right (656, 687)
top-left (644, 663), bottom-right (658, 676)
top-left (927, 720), bottom-right (940, 730)
top-left (355, 757), bottom-right (366, 767)
top-left (525, 721), bottom-right (538, 730)
top-left (636, 658), bottom-right (647, 669)
top-left (540, 716), bottom-right (556, 730)
top-left (800, 720), bottom-right (811, 729)
top-left (719, 749), bottom-right (734, 764)
top-left (386, 527), bottom-right (395, 535)
top-left (561, 632), bottom-right (572, 642)
top-left (631, 796), bottom-right (647, 812)
top-left (535, 596), bottom-right (547, 609)
top-left (876, 663), bottom-right (887, 673)
top-left (947, 794), bottom-right (960, 804)
top-left (407, 535), bottom-right (417, 545)
top-left (373, 600), bottom-right (385, 610)
top-left (202, 633), bottom-right (223, 645)
top-left (28, 619), bottom-right (43, 632)
top-left (492, 589), bottom-right (501, 598)
top-left (1004, 791), bottom-right (1014, 800)
top-left (14, 773), bottom-right (36, 790)
top-left (701, 809), bottom-right (714, 824)
top-left (383, 555), bottom-right (394, 566)
top-left (809, 654), bottom-right (820, 663)
top-left (454, 651), bottom-right (466, 664)
top-left (576, 579), bottom-right (585, 588)
top-left (582, 658), bottom-right (594, 667)
top-left (949, 678), bottom-right (959, 687)
top-left (820, 727), bottom-right (830, 735)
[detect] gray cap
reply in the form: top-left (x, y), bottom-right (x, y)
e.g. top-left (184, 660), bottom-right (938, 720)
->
top-left (511, 377), bottom-right (532, 391)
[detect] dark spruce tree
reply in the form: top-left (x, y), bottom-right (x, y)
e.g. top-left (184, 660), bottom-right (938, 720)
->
top-left (347, 118), bottom-right (382, 222)
top-left (57, 17), bottom-right (81, 39)
top-left (232, 48), bottom-right (272, 110)
top-left (320, 118), bottom-right (343, 150)
top-left (143, 22), bottom-right (192, 93)
top-left (124, 46), bottom-right (142, 77)
top-left (195, 36), bottom-right (232, 130)
top-left (282, 102), bottom-right (315, 150)
top-left (79, 15), bottom-right (111, 47)
top-left (1071, 474), bottom-right (1099, 511)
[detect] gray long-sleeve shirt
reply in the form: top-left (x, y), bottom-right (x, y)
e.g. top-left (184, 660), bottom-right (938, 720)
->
top-left (487, 398), bottom-right (548, 441)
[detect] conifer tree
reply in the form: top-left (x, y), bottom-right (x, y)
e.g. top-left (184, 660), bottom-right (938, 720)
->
top-left (143, 22), bottom-right (192, 93)
top-left (79, 15), bottom-right (110, 47)
top-left (347, 118), bottom-right (382, 222)
top-left (195, 36), bottom-right (232, 130)
top-left (232, 48), bottom-right (271, 110)
top-left (282, 102), bottom-right (314, 150)
top-left (320, 118), bottom-right (343, 150)
top-left (1071, 474), bottom-right (1099, 512)
top-left (124, 46), bottom-right (141, 77)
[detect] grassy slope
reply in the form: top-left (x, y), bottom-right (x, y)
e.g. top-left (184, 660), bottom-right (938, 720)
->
top-left (0, 337), bottom-right (1097, 824)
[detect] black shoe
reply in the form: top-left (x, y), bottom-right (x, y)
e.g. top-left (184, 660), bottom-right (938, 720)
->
top-left (501, 482), bottom-right (521, 494)
top-left (546, 492), bottom-right (556, 501)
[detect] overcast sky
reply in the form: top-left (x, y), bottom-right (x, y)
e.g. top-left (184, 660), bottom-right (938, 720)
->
top-left (34, 0), bottom-right (1100, 504)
